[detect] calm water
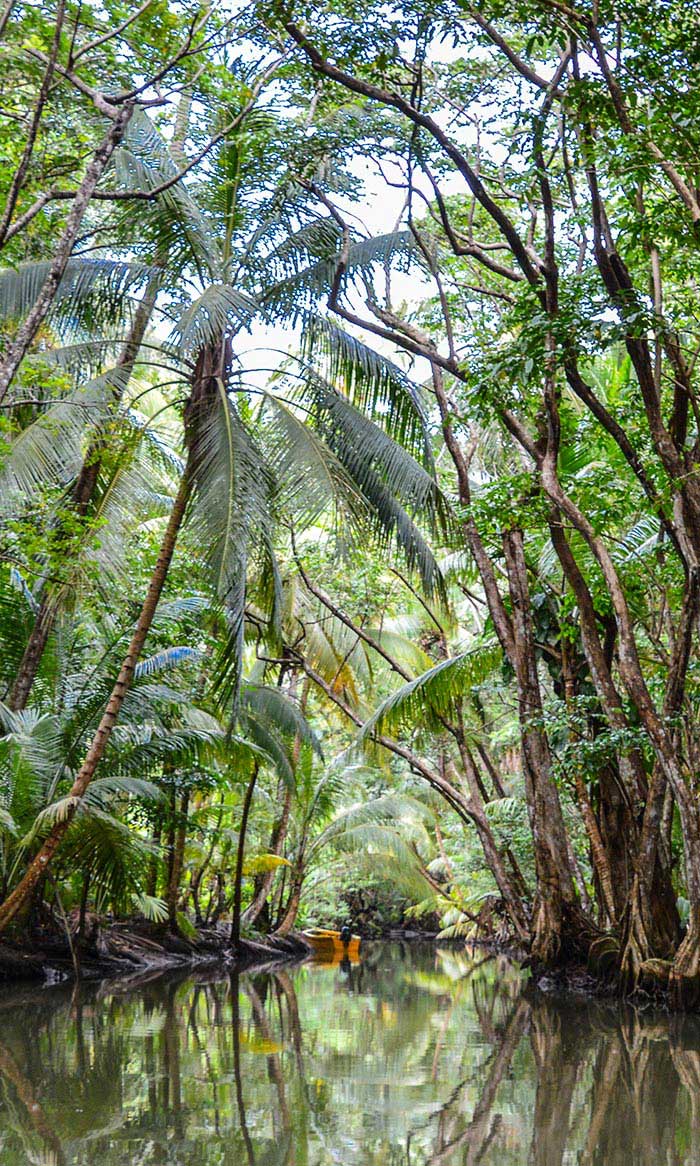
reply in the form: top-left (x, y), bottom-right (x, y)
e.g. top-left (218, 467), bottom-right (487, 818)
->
top-left (1, 943), bottom-right (700, 1164)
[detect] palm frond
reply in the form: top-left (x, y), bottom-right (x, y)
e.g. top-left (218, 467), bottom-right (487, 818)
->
top-left (171, 284), bottom-right (257, 358)
top-left (134, 646), bottom-right (200, 679)
top-left (83, 775), bottom-right (164, 807)
top-left (364, 628), bottom-right (435, 678)
top-left (0, 370), bottom-right (126, 509)
top-left (301, 314), bottom-right (432, 466)
top-left (360, 643), bottom-right (503, 740)
top-left (238, 710), bottom-right (295, 789)
top-left (61, 808), bottom-right (156, 910)
top-left (0, 806), bottom-right (17, 834)
top-left (261, 229), bottom-right (417, 324)
top-left (290, 368), bottom-right (450, 597)
top-left (616, 514), bottom-right (660, 562)
top-left (189, 384), bottom-right (274, 707)
top-left (111, 106), bottom-right (223, 281)
top-left (0, 258), bottom-right (147, 336)
top-left (261, 393), bottom-right (365, 529)
top-left (131, 892), bottom-right (169, 922)
top-left (241, 683), bottom-right (322, 756)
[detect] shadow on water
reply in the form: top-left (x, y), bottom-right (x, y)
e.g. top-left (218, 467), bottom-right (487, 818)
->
top-left (1, 942), bottom-right (700, 1163)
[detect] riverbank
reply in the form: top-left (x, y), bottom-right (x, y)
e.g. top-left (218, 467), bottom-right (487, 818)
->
top-left (0, 924), bottom-right (685, 1018)
top-left (0, 920), bottom-right (312, 984)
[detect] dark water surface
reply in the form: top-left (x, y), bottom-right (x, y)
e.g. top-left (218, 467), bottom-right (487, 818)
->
top-left (1, 942), bottom-right (700, 1164)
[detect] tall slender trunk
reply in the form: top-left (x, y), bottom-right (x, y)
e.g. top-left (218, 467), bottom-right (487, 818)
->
top-left (190, 795), bottom-right (224, 925)
top-left (0, 0), bottom-right (66, 250)
top-left (429, 359), bottom-right (581, 961)
top-left (7, 84), bottom-right (194, 711)
top-left (0, 331), bottom-right (228, 930)
top-left (77, 870), bottom-right (90, 946)
top-left (243, 676), bottom-right (304, 929)
top-left (167, 790), bottom-right (190, 931)
top-left (559, 622), bottom-right (617, 925)
top-left (0, 468), bottom-right (191, 932)
top-left (502, 528), bottom-right (581, 965)
top-left (230, 970), bottom-right (256, 1166)
top-left (449, 754), bottom-right (530, 943)
top-left (146, 816), bottom-right (162, 898)
top-left (230, 764), bottom-right (259, 950)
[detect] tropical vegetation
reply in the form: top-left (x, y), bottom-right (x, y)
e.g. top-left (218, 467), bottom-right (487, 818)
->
top-left (1, 0), bottom-right (700, 1006)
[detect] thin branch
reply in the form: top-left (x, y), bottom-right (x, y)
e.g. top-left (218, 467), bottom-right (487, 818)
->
top-left (0, 0), bottom-right (66, 248)
top-left (284, 21), bottom-right (541, 286)
top-left (467, 9), bottom-right (561, 95)
top-left (70, 0), bottom-right (155, 65)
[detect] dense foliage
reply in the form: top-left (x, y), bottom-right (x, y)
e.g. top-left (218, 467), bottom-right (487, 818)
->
top-left (1, 0), bottom-right (700, 1004)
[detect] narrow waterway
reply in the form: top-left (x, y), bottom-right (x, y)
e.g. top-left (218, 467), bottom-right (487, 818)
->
top-left (0, 942), bottom-right (698, 1164)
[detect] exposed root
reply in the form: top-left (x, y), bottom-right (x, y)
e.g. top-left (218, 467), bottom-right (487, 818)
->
top-left (587, 935), bottom-right (620, 981)
top-left (0, 918), bottom-right (313, 985)
top-left (618, 872), bottom-right (679, 994)
top-left (669, 922), bottom-right (700, 1011)
top-left (637, 958), bottom-right (672, 992)
top-left (528, 896), bottom-right (602, 977)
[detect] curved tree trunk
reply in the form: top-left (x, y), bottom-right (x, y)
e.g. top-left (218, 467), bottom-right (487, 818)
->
top-left (448, 755), bottom-right (530, 943)
top-left (7, 87), bottom-right (193, 713)
top-left (0, 328), bottom-right (228, 932)
top-left (0, 469), bottom-right (191, 932)
top-left (0, 105), bottom-right (133, 403)
top-left (274, 867), bottom-right (304, 936)
top-left (242, 782), bottom-right (293, 929)
top-left (7, 269), bottom-right (163, 712)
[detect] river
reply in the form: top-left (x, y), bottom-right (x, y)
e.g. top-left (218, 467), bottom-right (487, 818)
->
top-left (0, 942), bottom-right (698, 1164)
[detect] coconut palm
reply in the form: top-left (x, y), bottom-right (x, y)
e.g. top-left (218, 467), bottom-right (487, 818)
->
top-left (0, 94), bottom-right (450, 928)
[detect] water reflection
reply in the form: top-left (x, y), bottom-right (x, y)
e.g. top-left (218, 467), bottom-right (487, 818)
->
top-left (1, 944), bottom-right (700, 1164)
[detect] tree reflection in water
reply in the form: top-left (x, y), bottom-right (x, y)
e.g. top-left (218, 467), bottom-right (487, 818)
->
top-left (1, 944), bottom-right (700, 1164)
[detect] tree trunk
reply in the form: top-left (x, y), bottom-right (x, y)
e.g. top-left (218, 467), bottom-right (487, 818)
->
top-left (7, 595), bottom-right (57, 713)
top-left (230, 969), bottom-right (255, 1166)
top-left (502, 528), bottom-right (583, 965)
top-left (242, 782), bottom-right (293, 929)
top-left (7, 270), bottom-right (162, 712)
top-left (274, 868), bottom-right (304, 937)
top-left (230, 764), bottom-right (258, 951)
top-left (0, 322), bottom-right (230, 931)
top-left (167, 790), bottom-right (190, 932)
top-left (190, 795), bottom-right (224, 926)
top-left (449, 755), bottom-right (530, 943)
top-left (574, 772), bottom-right (616, 926)
top-left (0, 105), bottom-right (133, 403)
top-left (146, 816), bottom-right (162, 898)
top-left (5, 79), bottom-right (194, 709)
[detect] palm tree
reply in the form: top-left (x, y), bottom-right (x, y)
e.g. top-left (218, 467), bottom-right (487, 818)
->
top-left (0, 97), bottom-right (449, 929)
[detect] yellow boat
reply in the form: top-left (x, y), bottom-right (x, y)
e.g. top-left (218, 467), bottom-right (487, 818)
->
top-left (302, 927), bottom-right (361, 962)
